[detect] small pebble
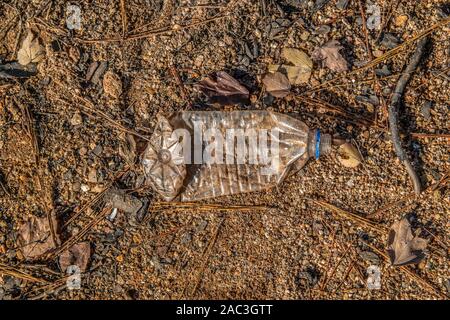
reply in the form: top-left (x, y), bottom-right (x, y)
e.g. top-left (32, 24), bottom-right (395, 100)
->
top-left (70, 112), bottom-right (83, 126)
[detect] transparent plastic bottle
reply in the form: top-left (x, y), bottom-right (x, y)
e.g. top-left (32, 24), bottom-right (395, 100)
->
top-left (142, 111), bottom-right (331, 201)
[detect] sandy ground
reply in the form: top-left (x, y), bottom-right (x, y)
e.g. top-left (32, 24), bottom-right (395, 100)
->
top-left (0, 0), bottom-right (449, 299)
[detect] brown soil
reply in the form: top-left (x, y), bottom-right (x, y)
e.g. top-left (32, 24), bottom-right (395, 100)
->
top-left (0, 0), bottom-right (449, 300)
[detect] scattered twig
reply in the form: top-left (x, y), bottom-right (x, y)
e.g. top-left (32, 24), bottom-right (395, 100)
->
top-left (45, 206), bottom-right (111, 260)
top-left (189, 217), bottom-right (225, 298)
top-left (0, 263), bottom-right (50, 284)
top-left (120, 0), bottom-right (128, 38)
top-left (311, 198), bottom-right (386, 233)
top-left (170, 65), bottom-right (192, 110)
top-left (150, 202), bottom-right (271, 213)
top-left (388, 37), bottom-right (429, 195)
top-left (61, 167), bottom-right (129, 230)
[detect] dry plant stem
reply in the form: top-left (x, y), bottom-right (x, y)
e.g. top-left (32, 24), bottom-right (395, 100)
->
top-left (46, 206), bottom-right (111, 260)
top-left (190, 217), bottom-right (224, 298)
top-left (0, 263), bottom-right (50, 284)
top-left (120, 0), bottom-right (128, 38)
top-left (170, 65), bottom-right (192, 110)
top-left (388, 37), bottom-right (429, 195)
top-left (311, 199), bottom-right (387, 233)
top-left (151, 202), bottom-right (270, 212)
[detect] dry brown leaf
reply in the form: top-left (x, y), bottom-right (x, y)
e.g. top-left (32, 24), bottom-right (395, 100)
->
top-left (281, 48), bottom-right (313, 84)
top-left (283, 65), bottom-right (311, 85)
top-left (195, 71), bottom-right (249, 105)
top-left (312, 40), bottom-right (348, 72)
top-left (337, 142), bottom-right (362, 168)
top-left (59, 242), bottom-right (91, 272)
top-left (281, 48), bottom-right (313, 69)
top-left (18, 215), bottom-right (59, 259)
top-left (387, 217), bottom-right (428, 266)
top-left (17, 31), bottom-right (45, 66)
top-left (262, 71), bottom-right (291, 98)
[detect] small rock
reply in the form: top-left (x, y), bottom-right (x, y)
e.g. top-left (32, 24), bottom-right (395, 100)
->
top-left (314, 25), bottom-right (331, 35)
top-left (381, 33), bottom-right (399, 49)
top-left (300, 31), bottom-right (310, 41)
top-left (196, 220), bottom-right (208, 232)
top-left (103, 71), bottom-right (122, 98)
top-left (194, 55), bottom-right (204, 67)
top-left (72, 182), bottom-right (81, 192)
top-left (395, 15), bottom-right (408, 27)
top-left (92, 144), bottom-right (103, 157)
top-left (87, 168), bottom-right (97, 183)
top-left (70, 112), bottom-right (83, 126)
top-left (420, 101), bottom-right (432, 120)
top-left (181, 232), bottom-right (192, 244)
top-left (375, 65), bottom-right (391, 77)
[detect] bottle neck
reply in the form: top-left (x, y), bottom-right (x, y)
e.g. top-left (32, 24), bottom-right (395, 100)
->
top-left (308, 129), bottom-right (331, 159)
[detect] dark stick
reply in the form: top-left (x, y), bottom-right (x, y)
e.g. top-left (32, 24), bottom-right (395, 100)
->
top-left (388, 37), bottom-right (429, 195)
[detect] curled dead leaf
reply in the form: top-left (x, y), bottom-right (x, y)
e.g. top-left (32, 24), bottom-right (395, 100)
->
top-left (18, 215), bottom-right (59, 259)
top-left (281, 48), bottom-right (313, 70)
top-left (387, 217), bottom-right (428, 266)
top-left (270, 48), bottom-right (313, 85)
top-left (17, 31), bottom-right (45, 66)
top-left (59, 242), bottom-right (91, 272)
top-left (262, 71), bottom-right (291, 98)
top-left (337, 142), bottom-right (362, 168)
top-left (312, 40), bottom-right (348, 72)
top-left (195, 71), bottom-right (249, 105)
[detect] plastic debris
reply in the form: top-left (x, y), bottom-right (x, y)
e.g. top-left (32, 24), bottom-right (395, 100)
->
top-left (142, 111), bottom-right (332, 201)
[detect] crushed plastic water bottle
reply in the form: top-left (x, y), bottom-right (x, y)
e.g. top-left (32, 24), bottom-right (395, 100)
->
top-left (142, 111), bottom-right (331, 201)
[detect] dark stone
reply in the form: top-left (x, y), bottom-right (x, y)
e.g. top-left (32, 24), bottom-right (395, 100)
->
top-left (375, 65), bottom-right (391, 77)
top-left (421, 101), bottom-right (433, 120)
top-left (381, 33), bottom-right (399, 49)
